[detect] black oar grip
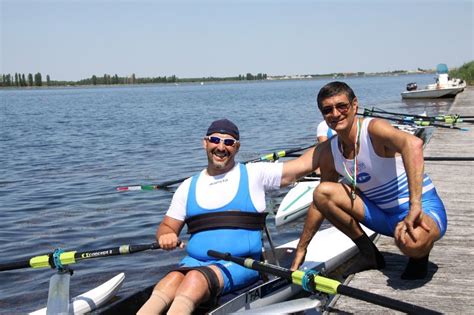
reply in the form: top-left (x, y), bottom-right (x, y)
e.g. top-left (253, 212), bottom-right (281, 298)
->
top-left (0, 260), bottom-right (31, 271)
top-left (207, 250), bottom-right (230, 261)
top-left (337, 284), bottom-right (442, 315)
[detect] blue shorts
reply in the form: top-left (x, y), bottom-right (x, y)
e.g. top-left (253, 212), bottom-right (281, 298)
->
top-left (179, 255), bottom-right (260, 294)
top-left (361, 188), bottom-right (447, 238)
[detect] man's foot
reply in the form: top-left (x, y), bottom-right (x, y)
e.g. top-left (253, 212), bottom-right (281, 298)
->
top-left (343, 233), bottom-right (386, 278)
top-left (401, 255), bottom-right (429, 280)
top-left (342, 252), bottom-right (385, 278)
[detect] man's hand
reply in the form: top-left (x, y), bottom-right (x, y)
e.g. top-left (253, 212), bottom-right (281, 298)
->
top-left (158, 233), bottom-right (184, 250)
top-left (290, 248), bottom-right (307, 271)
top-left (395, 204), bottom-right (430, 245)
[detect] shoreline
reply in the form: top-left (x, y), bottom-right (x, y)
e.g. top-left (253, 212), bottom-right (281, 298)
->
top-left (0, 72), bottom-right (438, 91)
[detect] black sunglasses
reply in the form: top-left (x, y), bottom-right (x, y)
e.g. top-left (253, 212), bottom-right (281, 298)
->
top-left (205, 136), bottom-right (239, 146)
top-left (321, 102), bottom-right (352, 116)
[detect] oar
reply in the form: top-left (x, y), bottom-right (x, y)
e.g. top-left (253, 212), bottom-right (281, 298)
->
top-left (208, 250), bottom-right (441, 315)
top-left (425, 156), bottom-right (474, 161)
top-left (362, 107), bottom-right (473, 123)
top-left (358, 113), bottom-right (469, 131)
top-left (0, 241), bottom-right (174, 271)
top-left (116, 144), bottom-right (316, 191)
top-left (288, 152), bottom-right (474, 162)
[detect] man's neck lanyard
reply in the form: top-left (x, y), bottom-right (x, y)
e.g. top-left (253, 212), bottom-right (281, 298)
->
top-left (340, 118), bottom-right (361, 200)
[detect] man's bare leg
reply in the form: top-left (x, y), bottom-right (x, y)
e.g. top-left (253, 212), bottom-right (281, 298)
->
top-left (137, 271), bottom-right (184, 315)
top-left (314, 182), bottom-right (385, 277)
top-left (167, 265), bottom-right (223, 315)
top-left (395, 216), bottom-right (440, 279)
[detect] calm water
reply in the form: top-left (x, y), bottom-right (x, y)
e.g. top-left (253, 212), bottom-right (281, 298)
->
top-left (0, 74), bottom-right (453, 313)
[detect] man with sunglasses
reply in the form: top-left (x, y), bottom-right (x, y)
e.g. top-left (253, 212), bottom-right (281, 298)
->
top-left (139, 118), bottom-right (318, 315)
top-left (291, 81), bottom-right (447, 281)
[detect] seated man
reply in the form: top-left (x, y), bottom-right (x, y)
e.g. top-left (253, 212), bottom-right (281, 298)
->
top-left (138, 118), bottom-right (317, 315)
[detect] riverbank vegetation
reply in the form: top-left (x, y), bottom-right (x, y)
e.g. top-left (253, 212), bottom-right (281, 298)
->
top-left (0, 72), bottom-right (268, 88)
top-left (449, 61), bottom-right (474, 85)
top-left (0, 68), bottom-right (439, 89)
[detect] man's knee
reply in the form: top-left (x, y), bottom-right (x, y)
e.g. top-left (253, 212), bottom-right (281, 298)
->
top-left (396, 236), bottom-right (434, 258)
top-left (313, 182), bottom-right (336, 208)
top-left (176, 267), bottom-right (221, 302)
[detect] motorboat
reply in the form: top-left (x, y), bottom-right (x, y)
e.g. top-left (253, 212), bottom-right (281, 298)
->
top-left (401, 64), bottom-right (466, 99)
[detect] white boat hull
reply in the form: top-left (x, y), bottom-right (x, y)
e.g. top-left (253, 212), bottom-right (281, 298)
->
top-left (275, 179), bottom-right (320, 226)
top-left (401, 86), bottom-right (465, 99)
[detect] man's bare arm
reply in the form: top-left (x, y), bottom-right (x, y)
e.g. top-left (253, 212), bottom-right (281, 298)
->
top-left (368, 119), bottom-right (429, 241)
top-left (291, 202), bottom-right (325, 270)
top-left (156, 216), bottom-right (185, 250)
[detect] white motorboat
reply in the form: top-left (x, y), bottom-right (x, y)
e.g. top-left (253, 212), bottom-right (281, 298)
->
top-left (401, 64), bottom-right (466, 99)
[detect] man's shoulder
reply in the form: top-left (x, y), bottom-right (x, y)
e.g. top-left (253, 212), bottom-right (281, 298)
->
top-left (245, 161), bottom-right (283, 177)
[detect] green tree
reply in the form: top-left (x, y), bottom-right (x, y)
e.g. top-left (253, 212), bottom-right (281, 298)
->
top-left (46, 75), bottom-right (51, 86)
top-left (15, 73), bottom-right (19, 86)
top-left (28, 73), bottom-right (33, 86)
top-left (34, 72), bottom-right (42, 86)
top-left (22, 74), bottom-right (26, 86)
top-left (92, 75), bottom-right (97, 85)
top-left (5, 74), bottom-right (12, 86)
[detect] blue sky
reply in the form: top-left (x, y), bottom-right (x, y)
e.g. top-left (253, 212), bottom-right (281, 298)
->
top-left (1, 0), bottom-right (473, 81)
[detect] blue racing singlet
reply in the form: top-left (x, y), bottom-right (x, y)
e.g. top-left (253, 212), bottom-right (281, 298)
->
top-left (185, 163), bottom-right (262, 261)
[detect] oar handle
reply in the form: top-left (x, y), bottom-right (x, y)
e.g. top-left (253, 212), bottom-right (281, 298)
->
top-left (337, 284), bottom-right (442, 315)
top-left (0, 260), bottom-right (32, 271)
top-left (207, 250), bottom-right (292, 279)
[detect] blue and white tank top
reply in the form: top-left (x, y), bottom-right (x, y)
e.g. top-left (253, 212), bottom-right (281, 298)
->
top-left (185, 163), bottom-right (262, 260)
top-left (330, 118), bottom-right (435, 212)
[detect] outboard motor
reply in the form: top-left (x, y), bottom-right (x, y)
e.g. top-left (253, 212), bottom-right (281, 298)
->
top-left (406, 82), bottom-right (417, 91)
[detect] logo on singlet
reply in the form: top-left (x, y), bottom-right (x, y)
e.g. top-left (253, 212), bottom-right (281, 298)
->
top-left (209, 178), bottom-right (228, 186)
top-left (357, 172), bottom-right (371, 183)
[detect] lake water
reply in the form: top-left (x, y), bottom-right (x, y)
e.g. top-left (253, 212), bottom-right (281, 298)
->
top-left (0, 74), bottom-right (454, 313)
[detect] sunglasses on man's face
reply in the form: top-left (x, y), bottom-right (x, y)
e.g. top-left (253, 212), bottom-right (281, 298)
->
top-left (205, 136), bottom-right (239, 147)
top-left (321, 102), bottom-right (352, 116)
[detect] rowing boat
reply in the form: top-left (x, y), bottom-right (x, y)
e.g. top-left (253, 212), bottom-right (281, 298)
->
top-left (30, 273), bottom-right (125, 315)
top-left (99, 226), bottom-right (375, 314)
top-left (275, 176), bottom-right (320, 227)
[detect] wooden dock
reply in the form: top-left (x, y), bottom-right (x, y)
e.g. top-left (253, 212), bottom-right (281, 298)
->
top-left (326, 87), bottom-right (474, 314)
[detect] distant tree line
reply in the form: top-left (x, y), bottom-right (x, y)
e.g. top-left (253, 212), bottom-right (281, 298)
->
top-left (0, 72), bottom-right (268, 88)
top-left (0, 72), bottom-right (51, 87)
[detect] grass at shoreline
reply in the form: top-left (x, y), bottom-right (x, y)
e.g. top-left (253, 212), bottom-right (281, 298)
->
top-left (449, 61), bottom-right (474, 85)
